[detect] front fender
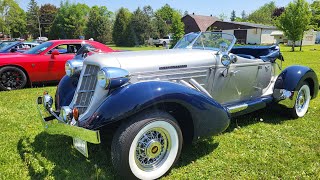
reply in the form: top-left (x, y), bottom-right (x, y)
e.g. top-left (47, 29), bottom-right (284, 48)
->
top-left (55, 75), bottom-right (78, 110)
top-left (83, 81), bottom-right (230, 138)
top-left (274, 65), bottom-right (319, 99)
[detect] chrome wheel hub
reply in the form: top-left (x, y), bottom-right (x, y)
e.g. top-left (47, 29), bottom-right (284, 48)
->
top-left (135, 128), bottom-right (170, 171)
top-left (297, 91), bottom-right (306, 110)
top-left (146, 140), bottom-right (162, 159)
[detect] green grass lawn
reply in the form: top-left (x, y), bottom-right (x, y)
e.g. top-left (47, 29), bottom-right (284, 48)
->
top-left (0, 45), bottom-right (319, 179)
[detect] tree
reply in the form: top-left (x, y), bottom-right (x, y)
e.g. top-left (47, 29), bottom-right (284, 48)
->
top-left (127, 7), bottom-right (151, 46)
top-left (171, 11), bottom-right (184, 47)
top-left (155, 4), bottom-right (175, 33)
top-left (247, 1), bottom-right (277, 25)
top-left (112, 7), bottom-right (132, 46)
top-left (218, 13), bottom-right (227, 21)
top-left (241, 10), bottom-right (247, 20)
top-left (0, 0), bottom-right (26, 37)
top-left (310, 0), bottom-right (320, 30)
top-left (39, 4), bottom-right (58, 38)
top-left (50, 1), bottom-right (90, 39)
top-left (230, 10), bottom-right (236, 21)
top-left (26, 0), bottom-right (40, 38)
top-left (155, 4), bottom-right (174, 24)
top-left (85, 6), bottom-right (113, 43)
top-left (272, 7), bottom-right (285, 18)
top-left (151, 14), bottom-right (169, 39)
top-left (276, 0), bottom-right (311, 51)
top-left (142, 5), bottom-right (155, 39)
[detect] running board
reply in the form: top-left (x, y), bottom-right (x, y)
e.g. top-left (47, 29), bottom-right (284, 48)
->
top-left (225, 96), bottom-right (273, 117)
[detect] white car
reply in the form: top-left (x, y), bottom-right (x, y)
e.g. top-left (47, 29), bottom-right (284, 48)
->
top-left (153, 35), bottom-right (172, 47)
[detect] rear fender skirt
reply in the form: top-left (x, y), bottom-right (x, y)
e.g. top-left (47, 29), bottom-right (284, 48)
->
top-left (55, 75), bottom-right (78, 110)
top-left (274, 65), bottom-right (319, 99)
top-left (83, 81), bottom-right (230, 138)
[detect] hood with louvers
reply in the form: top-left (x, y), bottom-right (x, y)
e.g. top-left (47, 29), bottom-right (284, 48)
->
top-left (84, 49), bottom-right (217, 75)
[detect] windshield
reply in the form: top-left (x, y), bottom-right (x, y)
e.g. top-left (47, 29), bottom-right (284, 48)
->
top-left (24, 41), bottom-right (53, 54)
top-left (174, 32), bottom-right (199, 49)
top-left (174, 32), bottom-right (236, 51)
top-left (74, 44), bottom-right (94, 59)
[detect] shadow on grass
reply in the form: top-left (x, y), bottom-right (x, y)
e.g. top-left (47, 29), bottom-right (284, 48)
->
top-left (177, 139), bottom-right (219, 167)
top-left (225, 104), bottom-right (293, 133)
top-left (172, 105), bottom-right (293, 170)
top-left (17, 133), bottom-right (115, 179)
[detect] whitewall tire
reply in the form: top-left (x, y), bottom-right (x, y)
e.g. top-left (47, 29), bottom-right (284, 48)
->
top-left (111, 111), bottom-right (183, 179)
top-left (291, 83), bottom-right (311, 118)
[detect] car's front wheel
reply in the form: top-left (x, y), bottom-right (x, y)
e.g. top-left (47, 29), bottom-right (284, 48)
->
top-left (291, 82), bottom-right (311, 118)
top-left (111, 110), bottom-right (183, 179)
top-left (0, 66), bottom-right (27, 91)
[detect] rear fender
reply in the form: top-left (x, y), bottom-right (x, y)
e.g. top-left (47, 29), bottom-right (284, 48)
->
top-left (274, 65), bottom-right (319, 98)
top-left (82, 81), bottom-right (230, 139)
top-left (274, 65), bottom-right (319, 108)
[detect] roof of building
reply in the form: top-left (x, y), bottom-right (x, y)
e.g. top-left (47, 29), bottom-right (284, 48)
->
top-left (220, 21), bottom-right (277, 29)
top-left (183, 14), bottom-right (218, 31)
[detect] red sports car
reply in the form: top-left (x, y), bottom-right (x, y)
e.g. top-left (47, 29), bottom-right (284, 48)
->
top-left (0, 39), bottom-right (114, 90)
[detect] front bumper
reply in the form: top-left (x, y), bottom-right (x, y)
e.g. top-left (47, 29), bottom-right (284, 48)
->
top-left (36, 94), bottom-right (100, 144)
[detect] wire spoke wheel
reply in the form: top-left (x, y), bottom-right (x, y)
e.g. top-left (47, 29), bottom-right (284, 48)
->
top-left (135, 127), bottom-right (170, 171)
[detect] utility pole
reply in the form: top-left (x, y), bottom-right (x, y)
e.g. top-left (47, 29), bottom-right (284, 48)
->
top-left (37, 13), bottom-right (41, 38)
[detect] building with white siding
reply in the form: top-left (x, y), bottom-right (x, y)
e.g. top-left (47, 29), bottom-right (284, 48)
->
top-left (182, 14), bottom-right (317, 45)
top-left (209, 21), bottom-right (278, 45)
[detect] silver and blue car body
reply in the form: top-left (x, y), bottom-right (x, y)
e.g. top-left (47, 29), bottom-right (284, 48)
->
top-left (37, 32), bottom-right (318, 179)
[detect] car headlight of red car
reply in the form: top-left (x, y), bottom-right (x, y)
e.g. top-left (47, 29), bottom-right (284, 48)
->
top-left (65, 60), bottom-right (83, 77)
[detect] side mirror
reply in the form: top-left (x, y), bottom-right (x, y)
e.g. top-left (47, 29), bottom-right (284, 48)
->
top-left (51, 50), bottom-right (60, 59)
top-left (10, 48), bottom-right (17, 53)
top-left (52, 50), bottom-right (60, 55)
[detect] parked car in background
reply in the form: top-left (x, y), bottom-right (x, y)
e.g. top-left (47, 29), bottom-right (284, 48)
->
top-left (37, 32), bottom-right (318, 179)
top-left (0, 41), bottom-right (39, 53)
top-left (37, 37), bottom-right (48, 42)
top-left (153, 35), bottom-right (172, 47)
top-left (0, 41), bottom-right (15, 49)
top-left (0, 39), bottom-right (114, 90)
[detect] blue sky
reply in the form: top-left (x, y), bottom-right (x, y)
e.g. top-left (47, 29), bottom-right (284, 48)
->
top-left (19, 0), bottom-right (313, 17)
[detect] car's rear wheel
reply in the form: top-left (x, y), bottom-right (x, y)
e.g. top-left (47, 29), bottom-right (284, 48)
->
top-left (0, 66), bottom-right (27, 91)
top-left (111, 110), bottom-right (183, 179)
top-left (290, 82), bottom-right (311, 118)
top-left (163, 41), bottom-right (167, 47)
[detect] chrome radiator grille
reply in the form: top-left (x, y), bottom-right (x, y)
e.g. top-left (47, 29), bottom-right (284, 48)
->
top-left (74, 65), bottom-right (99, 115)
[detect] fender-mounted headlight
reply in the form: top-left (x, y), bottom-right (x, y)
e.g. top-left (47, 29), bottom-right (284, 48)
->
top-left (97, 67), bottom-right (130, 89)
top-left (65, 60), bottom-right (83, 77)
top-left (97, 69), bottom-right (110, 88)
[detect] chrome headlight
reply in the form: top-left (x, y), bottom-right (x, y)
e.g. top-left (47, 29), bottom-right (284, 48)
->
top-left (65, 60), bottom-right (83, 77)
top-left (65, 61), bottom-right (73, 76)
top-left (97, 67), bottom-right (130, 89)
top-left (97, 69), bottom-right (110, 88)
top-left (60, 106), bottom-right (72, 122)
